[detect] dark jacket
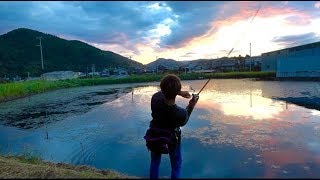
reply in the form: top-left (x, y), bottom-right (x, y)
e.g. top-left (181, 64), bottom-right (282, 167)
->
top-left (149, 91), bottom-right (190, 132)
top-left (144, 91), bottom-right (195, 152)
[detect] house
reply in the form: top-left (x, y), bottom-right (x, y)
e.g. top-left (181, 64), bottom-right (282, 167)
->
top-left (88, 72), bottom-right (101, 77)
top-left (179, 61), bottom-right (198, 73)
top-left (186, 60), bottom-right (212, 72)
top-left (127, 67), bottom-right (146, 74)
top-left (12, 75), bottom-right (22, 81)
top-left (192, 64), bottom-right (209, 71)
top-left (192, 69), bottom-right (216, 73)
top-left (135, 68), bottom-right (147, 74)
top-left (100, 69), bottom-right (110, 77)
top-left (211, 58), bottom-right (238, 72)
top-left (244, 56), bottom-right (262, 71)
top-left (76, 72), bottom-right (86, 78)
top-left (112, 68), bottom-right (129, 78)
top-left (179, 65), bottom-right (190, 73)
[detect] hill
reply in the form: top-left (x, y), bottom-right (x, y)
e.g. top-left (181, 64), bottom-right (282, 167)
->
top-left (0, 28), bottom-right (144, 77)
top-left (146, 57), bottom-right (231, 71)
top-left (146, 58), bottom-right (182, 70)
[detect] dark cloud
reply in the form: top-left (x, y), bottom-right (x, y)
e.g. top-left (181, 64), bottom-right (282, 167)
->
top-left (272, 32), bottom-right (320, 47)
top-left (159, 1), bottom-right (222, 47)
top-left (0, 1), bottom-right (173, 51)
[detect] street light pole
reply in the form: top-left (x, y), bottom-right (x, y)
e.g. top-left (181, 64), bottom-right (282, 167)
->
top-left (36, 37), bottom-right (44, 75)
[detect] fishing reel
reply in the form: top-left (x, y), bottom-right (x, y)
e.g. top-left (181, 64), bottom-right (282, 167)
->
top-left (190, 86), bottom-right (199, 101)
top-left (192, 93), bottom-right (199, 101)
top-left (190, 86), bottom-right (195, 94)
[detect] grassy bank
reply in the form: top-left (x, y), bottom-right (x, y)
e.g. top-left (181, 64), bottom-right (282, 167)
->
top-left (0, 155), bottom-right (135, 179)
top-left (0, 71), bottom-right (275, 103)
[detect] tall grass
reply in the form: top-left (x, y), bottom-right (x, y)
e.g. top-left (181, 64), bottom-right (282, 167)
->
top-left (0, 71), bottom-right (275, 102)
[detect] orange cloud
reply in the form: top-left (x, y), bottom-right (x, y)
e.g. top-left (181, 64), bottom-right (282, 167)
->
top-left (177, 3), bottom-right (317, 58)
top-left (213, 5), bottom-right (309, 28)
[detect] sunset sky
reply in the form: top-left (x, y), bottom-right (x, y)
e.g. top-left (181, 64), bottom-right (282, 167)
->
top-left (1, 1), bottom-right (320, 64)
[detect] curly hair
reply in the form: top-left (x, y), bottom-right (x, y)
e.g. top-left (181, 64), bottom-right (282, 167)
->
top-left (160, 74), bottom-right (181, 99)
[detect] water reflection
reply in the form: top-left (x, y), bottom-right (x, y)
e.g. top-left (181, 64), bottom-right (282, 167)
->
top-left (197, 90), bottom-right (285, 120)
top-left (0, 79), bottom-right (320, 178)
top-left (311, 110), bottom-right (320, 116)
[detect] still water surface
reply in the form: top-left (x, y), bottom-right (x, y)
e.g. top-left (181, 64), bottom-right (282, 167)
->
top-left (0, 79), bottom-right (320, 178)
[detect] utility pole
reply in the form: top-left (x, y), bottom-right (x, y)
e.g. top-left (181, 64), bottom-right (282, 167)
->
top-left (185, 65), bottom-right (187, 74)
top-left (86, 65), bottom-right (88, 76)
top-left (249, 42), bottom-right (252, 72)
top-left (92, 64), bottom-right (95, 78)
top-left (36, 37), bottom-right (44, 75)
top-left (156, 56), bottom-right (158, 73)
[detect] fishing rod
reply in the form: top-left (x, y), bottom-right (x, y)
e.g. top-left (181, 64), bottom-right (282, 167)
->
top-left (190, 39), bottom-right (236, 98)
top-left (190, 2), bottom-right (261, 101)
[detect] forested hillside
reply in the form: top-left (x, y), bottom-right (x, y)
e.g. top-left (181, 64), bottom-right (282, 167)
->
top-left (0, 28), bottom-right (144, 77)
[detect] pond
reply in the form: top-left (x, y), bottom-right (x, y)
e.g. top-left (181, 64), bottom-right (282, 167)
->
top-left (0, 79), bottom-right (320, 178)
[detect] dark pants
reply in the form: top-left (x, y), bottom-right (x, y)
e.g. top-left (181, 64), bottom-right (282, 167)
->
top-left (150, 143), bottom-right (182, 179)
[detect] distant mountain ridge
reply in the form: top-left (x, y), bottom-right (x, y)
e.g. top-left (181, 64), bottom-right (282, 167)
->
top-left (146, 58), bottom-right (182, 69)
top-left (0, 28), bottom-right (144, 77)
top-left (146, 58), bottom-right (225, 70)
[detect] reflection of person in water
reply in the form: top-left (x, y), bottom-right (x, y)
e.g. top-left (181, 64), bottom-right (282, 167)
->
top-left (144, 74), bottom-right (199, 179)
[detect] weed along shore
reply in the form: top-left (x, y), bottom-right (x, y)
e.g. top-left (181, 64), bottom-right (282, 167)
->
top-left (0, 71), bottom-right (275, 103)
top-left (0, 155), bottom-right (136, 179)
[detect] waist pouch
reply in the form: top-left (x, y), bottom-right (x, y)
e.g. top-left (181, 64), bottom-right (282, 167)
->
top-left (144, 127), bottom-right (178, 154)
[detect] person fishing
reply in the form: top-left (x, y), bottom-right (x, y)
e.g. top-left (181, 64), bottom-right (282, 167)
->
top-left (144, 74), bottom-right (199, 179)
